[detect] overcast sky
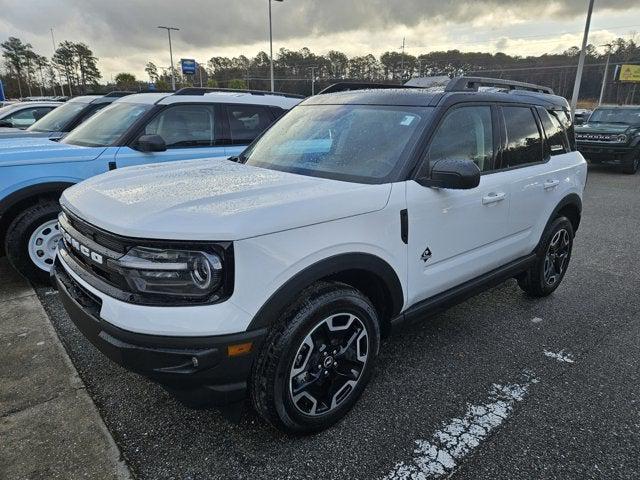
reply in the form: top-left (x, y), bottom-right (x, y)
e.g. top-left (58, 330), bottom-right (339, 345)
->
top-left (1, 0), bottom-right (639, 80)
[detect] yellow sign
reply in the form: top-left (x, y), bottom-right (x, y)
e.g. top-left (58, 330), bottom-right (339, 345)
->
top-left (619, 64), bottom-right (640, 82)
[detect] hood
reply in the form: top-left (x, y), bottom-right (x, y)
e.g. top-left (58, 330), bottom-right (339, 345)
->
top-left (0, 128), bottom-right (52, 140)
top-left (0, 137), bottom-right (105, 167)
top-left (576, 122), bottom-right (635, 134)
top-left (61, 158), bottom-right (392, 241)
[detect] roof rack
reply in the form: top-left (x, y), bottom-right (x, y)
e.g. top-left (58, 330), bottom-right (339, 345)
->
top-left (318, 82), bottom-right (412, 95)
top-left (103, 91), bottom-right (136, 97)
top-left (173, 87), bottom-right (303, 99)
top-left (445, 77), bottom-right (554, 95)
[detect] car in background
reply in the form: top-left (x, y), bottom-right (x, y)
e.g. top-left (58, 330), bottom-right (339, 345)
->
top-left (0, 92), bottom-right (132, 140)
top-left (0, 101), bottom-right (62, 129)
top-left (575, 105), bottom-right (640, 174)
top-left (0, 87), bottom-right (302, 282)
top-left (573, 108), bottom-right (592, 126)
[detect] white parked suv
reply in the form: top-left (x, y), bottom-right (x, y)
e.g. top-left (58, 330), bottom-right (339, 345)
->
top-left (53, 77), bottom-right (587, 434)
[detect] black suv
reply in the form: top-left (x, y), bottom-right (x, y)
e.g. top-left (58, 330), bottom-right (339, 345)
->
top-left (575, 105), bottom-right (640, 174)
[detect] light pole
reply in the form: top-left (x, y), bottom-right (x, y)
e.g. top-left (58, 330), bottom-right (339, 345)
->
top-left (308, 66), bottom-right (317, 95)
top-left (158, 26), bottom-right (179, 91)
top-left (269, 0), bottom-right (283, 92)
top-left (50, 28), bottom-right (62, 96)
top-left (598, 43), bottom-right (612, 106)
top-left (569, 0), bottom-right (595, 118)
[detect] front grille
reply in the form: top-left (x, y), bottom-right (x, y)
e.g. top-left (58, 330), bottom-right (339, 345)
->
top-left (63, 210), bottom-right (128, 253)
top-left (59, 211), bottom-right (131, 292)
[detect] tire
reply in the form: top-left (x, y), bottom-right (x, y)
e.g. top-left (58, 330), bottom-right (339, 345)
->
top-left (621, 154), bottom-right (639, 175)
top-left (5, 200), bottom-right (62, 284)
top-left (518, 216), bottom-right (574, 298)
top-left (250, 281), bottom-right (380, 435)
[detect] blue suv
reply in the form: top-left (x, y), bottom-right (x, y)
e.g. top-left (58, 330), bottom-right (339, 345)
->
top-left (0, 88), bottom-right (302, 282)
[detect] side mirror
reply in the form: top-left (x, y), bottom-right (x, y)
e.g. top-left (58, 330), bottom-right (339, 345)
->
top-left (135, 134), bottom-right (166, 152)
top-left (0, 120), bottom-right (13, 128)
top-left (418, 158), bottom-right (481, 190)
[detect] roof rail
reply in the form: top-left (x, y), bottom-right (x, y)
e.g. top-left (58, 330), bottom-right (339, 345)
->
top-left (318, 82), bottom-right (412, 95)
top-left (445, 77), bottom-right (554, 95)
top-left (103, 91), bottom-right (136, 97)
top-left (173, 87), bottom-right (303, 99)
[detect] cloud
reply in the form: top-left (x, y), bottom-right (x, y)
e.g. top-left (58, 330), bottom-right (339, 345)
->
top-left (0, 0), bottom-right (638, 77)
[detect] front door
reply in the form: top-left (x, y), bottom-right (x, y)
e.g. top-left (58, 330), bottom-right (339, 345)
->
top-left (115, 104), bottom-right (227, 168)
top-left (406, 104), bottom-right (512, 305)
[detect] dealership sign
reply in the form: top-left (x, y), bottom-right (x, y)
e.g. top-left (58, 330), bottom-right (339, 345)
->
top-left (618, 64), bottom-right (640, 83)
top-left (181, 59), bottom-right (197, 75)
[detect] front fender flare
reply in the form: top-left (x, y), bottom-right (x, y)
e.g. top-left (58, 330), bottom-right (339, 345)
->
top-left (247, 252), bottom-right (404, 330)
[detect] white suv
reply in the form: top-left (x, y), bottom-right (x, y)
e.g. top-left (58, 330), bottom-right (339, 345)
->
top-left (53, 77), bottom-right (587, 434)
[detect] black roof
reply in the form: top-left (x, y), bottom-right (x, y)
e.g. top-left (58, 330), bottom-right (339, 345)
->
top-left (306, 77), bottom-right (569, 110)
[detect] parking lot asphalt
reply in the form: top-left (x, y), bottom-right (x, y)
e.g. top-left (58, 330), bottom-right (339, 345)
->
top-left (36, 166), bottom-right (640, 480)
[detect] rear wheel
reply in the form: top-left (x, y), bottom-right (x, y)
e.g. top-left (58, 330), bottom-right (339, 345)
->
top-left (5, 200), bottom-right (62, 284)
top-left (518, 216), bottom-right (574, 297)
top-left (251, 282), bottom-right (380, 434)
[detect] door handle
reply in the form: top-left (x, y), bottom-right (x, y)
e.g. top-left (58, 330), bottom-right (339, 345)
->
top-left (482, 192), bottom-right (507, 205)
top-left (543, 179), bottom-right (560, 190)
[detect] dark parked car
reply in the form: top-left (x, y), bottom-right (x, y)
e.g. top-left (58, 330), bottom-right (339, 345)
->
top-left (575, 105), bottom-right (640, 174)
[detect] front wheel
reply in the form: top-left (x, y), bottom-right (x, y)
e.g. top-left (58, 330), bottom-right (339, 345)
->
top-left (250, 282), bottom-right (380, 434)
top-left (518, 216), bottom-right (574, 297)
top-left (5, 200), bottom-right (62, 284)
top-left (622, 154), bottom-right (639, 175)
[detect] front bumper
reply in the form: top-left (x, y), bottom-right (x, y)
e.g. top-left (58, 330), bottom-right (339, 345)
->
top-left (52, 260), bottom-right (267, 405)
top-left (576, 142), bottom-right (638, 165)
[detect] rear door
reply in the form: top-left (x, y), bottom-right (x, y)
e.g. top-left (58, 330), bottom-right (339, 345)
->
top-left (221, 104), bottom-right (277, 156)
top-left (115, 103), bottom-right (227, 168)
top-left (406, 104), bottom-right (513, 304)
top-left (497, 105), bottom-right (563, 257)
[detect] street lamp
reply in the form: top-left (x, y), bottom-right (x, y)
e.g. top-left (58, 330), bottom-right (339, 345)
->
top-left (569, 0), bottom-right (595, 118)
top-left (269, 0), bottom-right (283, 92)
top-left (158, 26), bottom-right (179, 91)
top-left (598, 43), bottom-right (613, 106)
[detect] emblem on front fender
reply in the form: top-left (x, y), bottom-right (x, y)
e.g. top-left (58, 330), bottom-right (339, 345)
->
top-left (421, 247), bottom-right (432, 262)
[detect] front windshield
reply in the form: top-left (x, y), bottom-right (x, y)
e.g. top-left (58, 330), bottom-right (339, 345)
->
top-left (588, 108), bottom-right (640, 125)
top-left (242, 104), bottom-right (431, 183)
top-left (62, 102), bottom-right (152, 147)
top-left (27, 101), bottom-right (86, 132)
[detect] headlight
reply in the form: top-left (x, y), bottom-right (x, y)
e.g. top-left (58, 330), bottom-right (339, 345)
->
top-left (616, 134), bottom-right (628, 143)
top-left (113, 246), bottom-right (224, 300)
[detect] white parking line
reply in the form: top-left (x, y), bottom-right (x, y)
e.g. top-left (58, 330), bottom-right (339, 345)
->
top-left (383, 372), bottom-right (538, 480)
top-left (543, 350), bottom-right (575, 363)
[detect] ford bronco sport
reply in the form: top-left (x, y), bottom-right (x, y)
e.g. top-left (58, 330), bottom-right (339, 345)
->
top-left (53, 77), bottom-right (587, 434)
top-left (575, 105), bottom-right (640, 174)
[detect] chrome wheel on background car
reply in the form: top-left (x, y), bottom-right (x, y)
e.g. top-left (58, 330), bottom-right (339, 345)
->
top-left (289, 313), bottom-right (369, 416)
top-left (543, 228), bottom-right (570, 286)
top-left (27, 219), bottom-right (61, 271)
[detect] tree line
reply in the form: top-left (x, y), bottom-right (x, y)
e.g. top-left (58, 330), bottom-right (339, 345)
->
top-left (2, 35), bottom-right (639, 104)
top-left (1, 37), bottom-right (101, 98)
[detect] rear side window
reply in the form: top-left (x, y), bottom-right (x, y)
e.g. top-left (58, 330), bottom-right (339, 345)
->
top-left (556, 109), bottom-right (576, 151)
top-left (502, 106), bottom-right (543, 167)
top-left (425, 106), bottom-right (494, 172)
top-left (539, 109), bottom-right (568, 155)
top-left (226, 105), bottom-right (273, 144)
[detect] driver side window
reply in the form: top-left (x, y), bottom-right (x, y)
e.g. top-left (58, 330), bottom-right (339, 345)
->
top-left (143, 105), bottom-right (216, 148)
top-left (425, 106), bottom-right (494, 173)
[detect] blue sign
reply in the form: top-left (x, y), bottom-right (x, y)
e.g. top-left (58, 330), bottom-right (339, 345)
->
top-left (181, 59), bottom-right (196, 75)
top-left (148, 82), bottom-right (156, 91)
top-left (0, 79), bottom-right (5, 101)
